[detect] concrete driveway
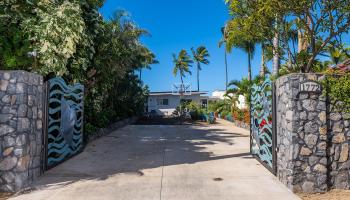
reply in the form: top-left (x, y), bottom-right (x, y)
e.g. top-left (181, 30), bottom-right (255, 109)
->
top-left (11, 120), bottom-right (299, 200)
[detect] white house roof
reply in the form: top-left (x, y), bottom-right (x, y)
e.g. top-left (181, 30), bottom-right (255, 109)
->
top-left (149, 91), bottom-right (208, 96)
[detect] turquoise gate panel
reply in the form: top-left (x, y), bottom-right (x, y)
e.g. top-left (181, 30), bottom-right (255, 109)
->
top-left (250, 77), bottom-right (275, 173)
top-left (47, 77), bottom-right (84, 168)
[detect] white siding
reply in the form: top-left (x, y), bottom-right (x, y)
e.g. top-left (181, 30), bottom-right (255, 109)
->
top-left (147, 94), bottom-right (202, 116)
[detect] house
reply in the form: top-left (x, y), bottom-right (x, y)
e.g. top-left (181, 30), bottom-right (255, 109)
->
top-left (147, 91), bottom-right (208, 116)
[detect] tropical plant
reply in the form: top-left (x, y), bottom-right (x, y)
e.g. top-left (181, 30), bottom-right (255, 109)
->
top-left (191, 46), bottom-right (210, 91)
top-left (208, 99), bottom-right (231, 114)
top-left (172, 49), bottom-right (193, 86)
top-left (226, 78), bottom-right (252, 105)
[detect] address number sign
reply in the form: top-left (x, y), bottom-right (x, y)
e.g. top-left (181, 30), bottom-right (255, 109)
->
top-left (299, 80), bottom-right (322, 93)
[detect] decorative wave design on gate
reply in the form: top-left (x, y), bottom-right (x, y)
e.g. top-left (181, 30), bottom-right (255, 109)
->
top-left (250, 77), bottom-right (273, 168)
top-left (47, 77), bottom-right (84, 167)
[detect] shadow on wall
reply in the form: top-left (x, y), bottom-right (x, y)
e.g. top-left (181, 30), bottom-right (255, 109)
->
top-left (28, 124), bottom-right (251, 190)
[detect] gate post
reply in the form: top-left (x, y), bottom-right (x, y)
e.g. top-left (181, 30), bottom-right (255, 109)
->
top-left (275, 74), bottom-right (328, 193)
top-left (0, 71), bottom-right (44, 192)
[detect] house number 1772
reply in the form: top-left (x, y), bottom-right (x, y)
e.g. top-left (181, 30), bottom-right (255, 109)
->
top-left (299, 81), bottom-right (322, 93)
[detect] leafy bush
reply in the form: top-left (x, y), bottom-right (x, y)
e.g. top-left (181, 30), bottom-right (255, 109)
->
top-left (323, 75), bottom-right (350, 112)
top-left (1, 2), bottom-right (156, 137)
top-left (220, 110), bottom-right (230, 118)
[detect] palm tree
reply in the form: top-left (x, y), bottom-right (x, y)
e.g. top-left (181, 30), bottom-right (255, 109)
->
top-left (219, 27), bottom-right (229, 91)
top-left (191, 46), bottom-right (210, 92)
top-left (272, 16), bottom-right (281, 76)
top-left (236, 41), bottom-right (255, 81)
top-left (137, 47), bottom-right (158, 83)
top-left (172, 49), bottom-right (193, 87)
top-left (226, 78), bottom-right (252, 102)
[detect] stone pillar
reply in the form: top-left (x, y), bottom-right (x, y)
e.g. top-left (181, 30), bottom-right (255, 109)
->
top-left (328, 100), bottom-right (350, 189)
top-left (275, 74), bottom-right (328, 193)
top-left (0, 71), bottom-right (44, 192)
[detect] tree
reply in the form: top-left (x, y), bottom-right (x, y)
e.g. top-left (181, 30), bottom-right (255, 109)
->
top-left (0, 2), bottom-right (155, 133)
top-left (219, 27), bottom-right (229, 91)
top-left (24, 1), bottom-right (87, 76)
top-left (0, 1), bottom-right (37, 70)
top-left (235, 40), bottom-right (256, 81)
top-left (226, 78), bottom-right (251, 103)
top-left (191, 46), bottom-right (210, 92)
top-left (172, 50), bottom-right (193, 86)
top-left (225, 0), bottom-right (279, 76)
top-left (136, 46), bottom-right (158, 83)
top-left (225, 0), bottom-right (350, 74)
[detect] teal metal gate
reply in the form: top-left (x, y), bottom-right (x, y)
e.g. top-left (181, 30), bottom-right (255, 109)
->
top-left (45, 77), bottom-right (84, 168)
top-left (250, 77), bottom-right (276, 174)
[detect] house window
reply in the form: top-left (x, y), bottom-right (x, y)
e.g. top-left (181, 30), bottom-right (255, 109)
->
top-left (157, 99), bottom-right (169, 105)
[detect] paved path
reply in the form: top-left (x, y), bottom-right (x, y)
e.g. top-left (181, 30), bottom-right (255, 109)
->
top-left (11, 120), bottom-right (300, 200)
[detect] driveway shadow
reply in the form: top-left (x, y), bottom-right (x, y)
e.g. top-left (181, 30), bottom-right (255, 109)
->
top-left (25, 121), bottom-right (252, 192)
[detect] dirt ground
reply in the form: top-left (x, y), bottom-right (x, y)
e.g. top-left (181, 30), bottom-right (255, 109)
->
top-left (298, 190), bottom-right (350, 200)
top-left (0, 193), bottom-right (12, 200)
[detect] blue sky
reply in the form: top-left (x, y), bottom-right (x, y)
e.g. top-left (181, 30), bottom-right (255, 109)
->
top-left (100, 0), bottom-right (265, 93)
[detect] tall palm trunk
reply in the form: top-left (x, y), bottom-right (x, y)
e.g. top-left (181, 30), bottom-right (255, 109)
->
top-left (272, 32), bottom-right (280, 75)
top-left (224, 50), bottom-right (228, 91)
top-left (248, 51), bottom-right (252, 81)
top-left (272, 16), bottom-right (280, 76)
top-left (197, 62), bottom-right (200, 92)
top-left (180, 73), bottom-right (184, 88)
top-left (260, 45), bottom-right (265, 77)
